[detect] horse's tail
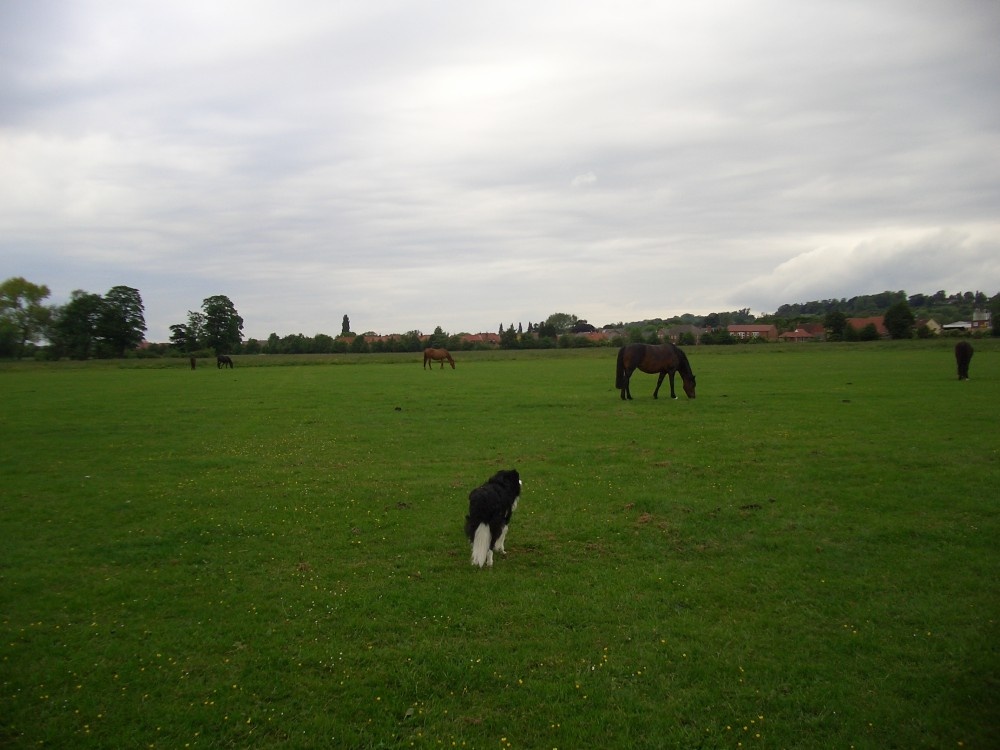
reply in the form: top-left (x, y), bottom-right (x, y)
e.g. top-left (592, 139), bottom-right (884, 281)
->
top-left (615, 346), bottom-right (626, 389)
top-left (470, 523), bottom-right (492, 568)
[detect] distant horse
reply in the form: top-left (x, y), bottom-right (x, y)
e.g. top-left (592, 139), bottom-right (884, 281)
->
top-left (616, 343), bottom-right (696, 400)
top-left (423, 348), bottom-right (455, 369)
top-left (190, 356), bottom-right (196, 370)
top-left (217, 355), bottom-right (234, 369)
top-left (955, 341), bottom-right (973, 380)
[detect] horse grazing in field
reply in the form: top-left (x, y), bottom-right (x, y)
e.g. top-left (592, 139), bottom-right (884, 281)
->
top-left (217, 355), bottom-right (234, 369)
top-left (955, 341), bottom-right (973, 380)
top-left (423, 348), bottom-right (455, 370)
top-left (616, 343), bottom-right (696, 400)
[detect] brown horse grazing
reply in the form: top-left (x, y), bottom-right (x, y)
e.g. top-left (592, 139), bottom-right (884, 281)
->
top-left (616, 343), bottom-right (696, 400)
top-left (423, 347), bottom-right (455, 369)
top-left (955, 341), bottom-right (973, 380)
top-left (216, 354), bottom-right (234, 369)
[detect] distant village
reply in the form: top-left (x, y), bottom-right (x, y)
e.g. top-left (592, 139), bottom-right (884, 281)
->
top-left (245, 304), bottom-right (994, 356)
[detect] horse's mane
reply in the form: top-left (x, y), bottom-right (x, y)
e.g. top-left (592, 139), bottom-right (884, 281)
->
top-left (673, 344), bottom-right (693, 376)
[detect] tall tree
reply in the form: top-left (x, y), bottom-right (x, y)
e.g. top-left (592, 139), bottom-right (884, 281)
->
top-left (52, 290), bottom-right (104, 359)
top-left (824, 310), bottom-right (848, 338)
top-left (884, 301), bottom-right (915, 340)
top-left (201, 295), bottom-right (244, 353)
top-left (169, 311), bottom-right (207, 352)
top-left (499, 324), bottom-right (519, 349)
top-left (545, 312), bottom-right (578, 334)
top-left (427, 325), bottom-right (448, 349)
top-left (97, 286), bottom-right (146, 357)
top-left (341, 315), bottom-right (351, 337)
top-left (0, 276), bottom-right (52, 358)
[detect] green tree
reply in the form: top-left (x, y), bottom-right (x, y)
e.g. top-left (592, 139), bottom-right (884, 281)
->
top-left (201, 295), bottom-right (243, 353)
top-left (0, 316), bottom-right (17, 358)
top-left (536, 321), bottom-right (557, 339)
top-left (313, 333), bottom-right (335, 353)
top-left (824, 310), bottom-right (848, 338)
top-left (0, 276), bottom-right (52, 358)
top-left (545, 312), bottom-right (578, 334)
top-left (500, 324), bottom-right (519, 349)
top-left (97, 286), bottom-right (145, 357)
top-left (350, 334), bottom-right (369, 353)
top-left (342, 315), bottom-right (352, 337)
top-left (859, 323), bottom-right (880, 341)
top-left (401, 330), bottom-right (423, 352)
top-left (52, 290), bottom-right (104, 359)
top-left (884, 301), bottom-right (915, 339)
top-left (701, 329), bottom-right (735, 345)
top-left (427, 326), bottom-right (449, 349)
top-left (169, 311), bottom-right (207, 352)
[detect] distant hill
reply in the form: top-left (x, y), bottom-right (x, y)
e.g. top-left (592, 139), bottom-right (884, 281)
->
top-left (609, 289), bottom-right (997, 330)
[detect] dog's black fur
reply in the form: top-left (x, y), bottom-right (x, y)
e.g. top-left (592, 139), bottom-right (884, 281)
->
top-left (465, 469), bottom-right (521, 568)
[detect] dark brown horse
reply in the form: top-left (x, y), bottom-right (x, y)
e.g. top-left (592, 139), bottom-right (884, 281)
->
top-left (616, 343), bottom-right (696, 400)
top-left (955, 341), bottom-right (973, 380)
top-left (216, 355), bottom-right (234, 369)
top-left (423, 347), bottom-right (455, 369)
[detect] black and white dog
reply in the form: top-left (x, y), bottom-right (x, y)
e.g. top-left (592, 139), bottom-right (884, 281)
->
top-left (465, 469), bottom-right (521, 568)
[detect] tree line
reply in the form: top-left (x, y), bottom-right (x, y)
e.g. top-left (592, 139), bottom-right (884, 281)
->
top-left (0, 277), bottom-right (244, 360)
top-left (0, 278), bottom-right (148, 359)
top-left (2, 275), bottom-right (997, 360)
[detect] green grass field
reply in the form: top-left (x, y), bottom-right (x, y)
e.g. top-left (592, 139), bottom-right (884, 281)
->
top-left (2, 341), bottom-right (998, 749)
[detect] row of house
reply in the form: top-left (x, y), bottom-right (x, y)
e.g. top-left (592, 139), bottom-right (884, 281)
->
top-left (362, 309), bottom-right (992, 348)
top-left (362, 332), bottom-right (504, 346)
top-left (663, 308), bottom-right (993, 343)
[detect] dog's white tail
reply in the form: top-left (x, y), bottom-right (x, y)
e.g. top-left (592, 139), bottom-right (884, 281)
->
top-left (470, 523), bottom-right (492, 568)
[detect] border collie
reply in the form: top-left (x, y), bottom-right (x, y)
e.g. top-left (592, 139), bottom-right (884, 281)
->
top-left (465, 469), bottom-right (521, 568)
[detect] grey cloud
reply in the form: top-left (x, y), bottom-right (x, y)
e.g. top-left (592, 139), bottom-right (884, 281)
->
top-left (1, 0), bottom-right (998, 340)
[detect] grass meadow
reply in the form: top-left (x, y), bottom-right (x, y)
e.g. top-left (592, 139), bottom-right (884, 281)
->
top-left (1, 341), bottom-right (998, 749)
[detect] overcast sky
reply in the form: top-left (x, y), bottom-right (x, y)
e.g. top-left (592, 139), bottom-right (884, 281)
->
top-left (2, 0), bottom-right (998, 341)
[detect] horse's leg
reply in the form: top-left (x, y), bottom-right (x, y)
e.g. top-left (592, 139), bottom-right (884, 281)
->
top-left (621, 368), bottom-right (632, 400)
top-left (652, 372), bottom-right (666, 399)
top-left (668, 371), bottom-right (678, 399)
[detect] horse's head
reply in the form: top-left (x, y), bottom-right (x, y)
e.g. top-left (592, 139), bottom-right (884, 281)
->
top-left (448, 358), bottom-right (455, 369)
top-left (682, 373), bottom-right (696, 399)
